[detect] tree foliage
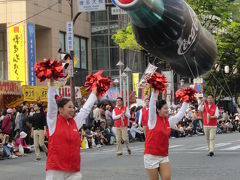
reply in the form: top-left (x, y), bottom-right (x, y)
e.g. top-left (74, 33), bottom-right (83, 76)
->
top-left (112, 23), bottom-right (142, 51)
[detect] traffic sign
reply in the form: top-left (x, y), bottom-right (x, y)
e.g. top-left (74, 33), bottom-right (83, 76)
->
top-left (194, 84), bottom-right (203, 93)
top-left (193, 77), bottom-right (203, 84)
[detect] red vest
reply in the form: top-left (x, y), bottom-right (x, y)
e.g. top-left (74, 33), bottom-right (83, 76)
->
top-left (46, 115), bottom-right (81, 172)
top-left (141, 107), bottom-right (149, 126)
top-left (144, 116), bottom-right (171, 156)
top-left (203, 103), bottom-right (217, 126)
top-left (114, 106), bottom-right (128, 127)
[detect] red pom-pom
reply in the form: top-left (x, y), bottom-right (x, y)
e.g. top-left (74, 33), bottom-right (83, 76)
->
top-left (147, 72), bottom-right (167, 92)
top-left (176, 87), bottom-right (197, 103)
top-left (85, 70), bottom-right (113, 96)
top-left (34, 58), bottom-right (67, 82)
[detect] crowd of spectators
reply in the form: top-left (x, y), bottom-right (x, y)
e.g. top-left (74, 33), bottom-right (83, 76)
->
top-left (0, 103), bottom-right (39, 160)
top-left (1, 99), bottom-right (240, 159)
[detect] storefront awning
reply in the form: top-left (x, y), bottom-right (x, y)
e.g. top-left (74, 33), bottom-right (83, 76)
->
top-left (0, 81), bottom-right (23, 95)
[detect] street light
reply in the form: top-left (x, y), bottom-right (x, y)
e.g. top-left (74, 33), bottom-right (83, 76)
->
top-left (224, 65), bottom-right (230, 74)
top-left (113, 78), bottom-right (119, 84)
top-left (121, 72), bottom-right (127, 106)
top-left (116, 61), bottom-right (124, 98)
top-left (124, 66), bottom-right (132, 108)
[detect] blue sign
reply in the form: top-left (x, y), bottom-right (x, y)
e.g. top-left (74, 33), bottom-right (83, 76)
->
top-left (66, 21), bottom-right (73, 51)
top-left (78, 0), bottom-right (106, 12)
top-left (194, 84), bottom-right (203, 93)
top-left (27, 23), bottom-right (36, 86)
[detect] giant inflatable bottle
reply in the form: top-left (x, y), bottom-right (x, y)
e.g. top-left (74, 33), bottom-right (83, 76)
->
top-left (113, 0), bottom-right (217, 76)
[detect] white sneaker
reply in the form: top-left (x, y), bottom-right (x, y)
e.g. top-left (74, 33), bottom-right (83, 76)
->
top-left (96, 144), bottom-right (102, 148)
top-left (9, 154), bottom-right (17, 159)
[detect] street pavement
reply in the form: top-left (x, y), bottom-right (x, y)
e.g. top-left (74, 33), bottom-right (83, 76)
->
top-left (1, 133), bottom-right (240, 180)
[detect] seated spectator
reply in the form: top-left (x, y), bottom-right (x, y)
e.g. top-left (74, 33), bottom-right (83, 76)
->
top-left (104, 125), bottom-right (115, 145)
top-left (94, 127), bottom-right (108, 147)
top-left (13, 131), bottom-right (31, 155)
top-left (225, 120), bottom-right (233, 133)
top-left (177, 123), bottom-right (185, 137)
top-left (0, 129), bottom-right (17, 159)
top-left (129, 123), bottom-right (144, 142)
top-left (185, 121), bottom-right (193, 136)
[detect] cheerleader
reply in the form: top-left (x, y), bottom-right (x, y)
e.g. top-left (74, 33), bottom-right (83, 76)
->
top-left (144, 89), bottom-right (189, 180)
top-left (46, 79), bottom-right (98, 180)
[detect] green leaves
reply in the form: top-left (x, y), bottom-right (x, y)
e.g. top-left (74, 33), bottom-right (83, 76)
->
top-left (112, 23), bottom-right (142, 51)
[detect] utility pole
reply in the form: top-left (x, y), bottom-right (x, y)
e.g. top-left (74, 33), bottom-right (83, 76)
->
top-left (68, 0), bottom-right (81, 105)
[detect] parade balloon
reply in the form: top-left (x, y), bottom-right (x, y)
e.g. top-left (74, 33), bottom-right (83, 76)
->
top-left (113, 0), bottom-right (218, 76)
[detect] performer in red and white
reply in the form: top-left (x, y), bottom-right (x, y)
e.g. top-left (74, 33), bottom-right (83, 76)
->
top-left (198, 94), bottom-right (219, 157)
top-left (138, 97), bottom-right (150, 136)
top-left (112, 97), bottom-right (131, 156)
top-left (144, 89), bottom-right (189, 180)
top-left (45, 79), bottom-right (98, 180)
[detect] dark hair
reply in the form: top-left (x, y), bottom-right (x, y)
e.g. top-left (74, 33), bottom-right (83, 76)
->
top-left (208, 94), bottom-right (214, 98)
top-left (36, 103), bottom-right (44, 112)
top-left (57, 98), bottom-right (72, 108)
top-left (117, 97), bottom-right (123, 101)
top-left (156, 100), bottom-right (167, 110)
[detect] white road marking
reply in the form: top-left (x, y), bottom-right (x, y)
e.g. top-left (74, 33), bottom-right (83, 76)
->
top-left (169, 145), bottom-right (184, 149)
top-left (220, 145), bottom-right (240, 151)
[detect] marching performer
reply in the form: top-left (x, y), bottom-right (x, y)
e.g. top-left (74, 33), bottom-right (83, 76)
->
top-left (138, 97), bottom-right (150, 136)
top-left (144, 89), bottom-right (189, 180)
top-left (45, 79), bottom-right (98, 180)
top-left (198, 94), bottom-right (219, 157)
top-left (112, 97), bottom-right (131, 156)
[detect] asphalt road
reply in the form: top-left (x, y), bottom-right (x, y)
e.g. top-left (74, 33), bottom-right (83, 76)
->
top-left (1, 133), bottom-right (240, 180)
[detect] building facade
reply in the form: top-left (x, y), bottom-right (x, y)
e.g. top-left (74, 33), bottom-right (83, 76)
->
top-left (0, 0), bottom-right (92, 86)
top-left (91, 1), bottom-right (147, 81)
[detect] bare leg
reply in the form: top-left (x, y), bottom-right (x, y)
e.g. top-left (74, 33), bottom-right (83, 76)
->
top-left (146, 168), bottom-right (159, 180)
top-left (159, 162), bottom-right (171, 180)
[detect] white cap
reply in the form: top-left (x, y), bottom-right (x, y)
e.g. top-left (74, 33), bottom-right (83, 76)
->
top-left (20, 131), bottom-right (27, 139)
top-left (7, 109), bottom-right (13, 114)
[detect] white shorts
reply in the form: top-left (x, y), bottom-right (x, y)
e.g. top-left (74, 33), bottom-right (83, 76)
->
top-left (46, 170), bottom-right (82, 180)
top-left (144, 154), bottom-right (169, 169)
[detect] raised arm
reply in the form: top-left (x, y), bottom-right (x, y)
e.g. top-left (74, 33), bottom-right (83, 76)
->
top-left (169, 102), bottom-right (189, 129)
top-left (138, 109), bottom-right (142, 126)
top-left (198, 100), bottom-right (204, 112)
top-left (47, 82), bottom-right (58, 136)
top-left (75, 93), bottom-right (97, 130)
top-left (148, 91), bottom-right (158, 130)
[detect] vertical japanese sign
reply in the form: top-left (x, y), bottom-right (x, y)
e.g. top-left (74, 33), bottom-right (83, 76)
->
top-left (132, 73), bottom-right (139, 98)
top-left (9, 25), bottom-right (26, 85)
top-left (27, 23), bottom-right (36, 86)
top-left (66, 21), bottom-right (73, 52)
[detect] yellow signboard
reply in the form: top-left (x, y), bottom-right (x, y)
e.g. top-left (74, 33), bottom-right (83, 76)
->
top-left (22, 86), bottom-right (48, 102)
top-left (144, 84), bottom-right (151, 97)
top-left (132, 73), bottom-right (139, 98)
top-left (9, 25), bottom-right (26, 85)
